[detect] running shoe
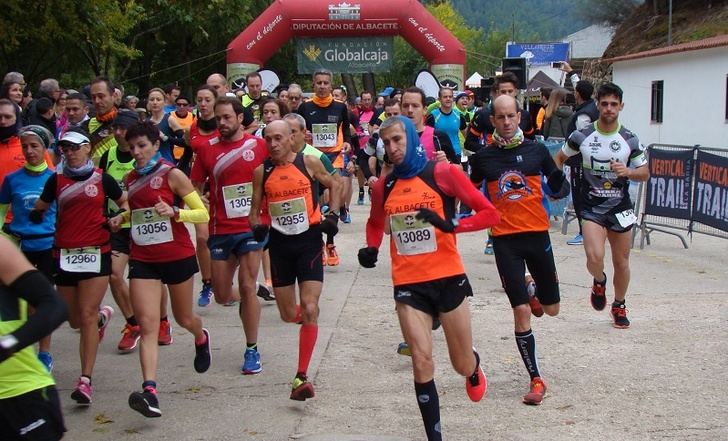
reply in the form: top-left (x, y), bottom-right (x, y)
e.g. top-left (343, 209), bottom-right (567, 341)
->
top-left (611, 301), bottom-right (631, 329)
top-left (342, 212), bottom-right (352, 224)
top-left (397, 342), bottom-right (412, 357)
top-left (567, 233), bottom-right (583, 245)
top-left (320, 204), bottom-right (329, 215)
top-left (590, 274), bottom-right (607, 311)
top-left (197, 282), bottom-right (213, 307)
top-left (98, 305), bottom-right (114, 342)
top-left (525, 275), bottom-right (544, 318)
top-left (241, 348), bottom-right (262, 375)
top-left (194, 328), bottom-right (211, 373)
top-left (37, 351), bottom-right (53, 372)
top-left (466, 364), bottom-right (487, 402)
top-left (326, 244), bottom-right (340, 266)
top-left (158, 320), bottom-right (173, 346)
top-left (71, 377), bottom-right (93, 406)
top-left (118, 324), bottom-right (141, 353)
top-left (483, 238), bottom-right (494, 255)
top-left (523, 377), bottom-right (547, 405)
top-left (290, 374), bottom-right (315, 401)
top-left (129, 387), bottom-right (161, 418)
top-left (256, 282), bottom-right (275, 301)
top-left (357, 194), bottom-right (365, 205)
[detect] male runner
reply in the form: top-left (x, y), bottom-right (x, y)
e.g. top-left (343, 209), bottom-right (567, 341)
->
top-left (296, 69), bottom-right (350, 266)
top-left (469, 95), bottom-right (570, 405)
top-left (190, 96), bottom-right (269, 374)
top-left (83, 77), bottom-right (119, 160)
top-left (359, 115), bottom-right (499, 440)
top-left (249, 120), bottom-right (341, 400)
top-left (556, 82), bottom-right (649, 329)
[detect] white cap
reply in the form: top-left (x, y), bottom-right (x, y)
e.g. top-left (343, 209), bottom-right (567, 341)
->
top-left (59, 131), bottom-right (90, 145)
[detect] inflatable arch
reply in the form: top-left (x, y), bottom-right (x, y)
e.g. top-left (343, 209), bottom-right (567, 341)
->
top-left (227, 0), bottom-right (466, 89)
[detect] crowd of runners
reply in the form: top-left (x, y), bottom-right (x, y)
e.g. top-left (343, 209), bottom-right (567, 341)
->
top-left (0, 66), bottom-right (648, 441)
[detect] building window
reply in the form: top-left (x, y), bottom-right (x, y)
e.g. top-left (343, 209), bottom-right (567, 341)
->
top-left (651, 80), bottom-right (663, 123)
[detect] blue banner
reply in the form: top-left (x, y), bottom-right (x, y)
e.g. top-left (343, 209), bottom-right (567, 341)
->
top-left (506, 43), bottom-right (570, 65)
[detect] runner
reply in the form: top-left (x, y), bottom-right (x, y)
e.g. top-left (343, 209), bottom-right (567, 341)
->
top-left (187, 85), bottom-right (217, 307)
top-left (83, 77), bottom-right (118, 161)
top-left (31, 128), bottom-right (126, 406)
top-left (469, 95), bottom-right (570, 405)
top-left (359, 116), bottom-right (499, 440)
top-left (296, 69), bottom-right (351, 266)
top-left (190, 96), bottom-right (269, 374)
top-left (353, 91), bottom-right (375, 204)
top-left (168, 94), bottom-right (195, 173)
top-left (146, 88), bottom-right (186, 164)
top-left (555, 82), bottom-right (649, 329)
top-left (107, 121), bottom-right (211, 417)
top-left (249, 120), bottom-right (341, 400)
top-left (0, 235), bottom-right (68, 441)
top-left (0, 125), bottom-right (57, 370)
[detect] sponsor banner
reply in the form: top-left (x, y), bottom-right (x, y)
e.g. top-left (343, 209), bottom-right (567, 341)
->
top-left (297, 37), bottom-right (393, 74)
top-left (693, 151), bottom-right (728, 232)
top-left (644, 149), bottom-right (694, 220)
top-left (506, 42), bottom-right (570, 65)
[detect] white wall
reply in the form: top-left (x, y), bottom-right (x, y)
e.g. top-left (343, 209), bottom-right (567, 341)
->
top-left (612, 46), bottom-right (728, 149)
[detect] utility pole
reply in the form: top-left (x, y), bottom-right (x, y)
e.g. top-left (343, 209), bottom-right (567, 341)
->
top-left (667, 0), bottom-right (673, 45)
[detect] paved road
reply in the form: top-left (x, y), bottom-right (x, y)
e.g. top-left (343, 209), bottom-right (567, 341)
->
top-left (53, 203), bottom-right (727, 440)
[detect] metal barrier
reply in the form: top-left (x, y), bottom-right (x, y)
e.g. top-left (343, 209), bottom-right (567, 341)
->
top-left (635, 144), bottom-right (728, 249)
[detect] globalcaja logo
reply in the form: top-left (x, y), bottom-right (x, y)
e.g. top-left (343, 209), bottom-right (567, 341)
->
top-left (328, 2), bottom-right (360, 21)
top-left (304, 44), bottom-right (322, 61)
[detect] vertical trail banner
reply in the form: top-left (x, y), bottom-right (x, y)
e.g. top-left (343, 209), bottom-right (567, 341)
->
top-left (693, 151), bottom-right (728, 232)
top-left (644, 149), bottom-right (694, 220)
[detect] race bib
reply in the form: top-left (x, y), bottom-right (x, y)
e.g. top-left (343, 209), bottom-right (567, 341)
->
top-left (312, 123), bottom-right (337, 148)
top-left (222, 183), bottom-right (252, 218)
top-left (390, 212), bottom-right (437, 256)
top-left (131, 208), bottom-right (173, 246)
top-left (60, 247), bottom-right (101, 273)
top-left (615, 208), bottom-right (637, 228)
top-left (270, 197), bottom-right (309, 235)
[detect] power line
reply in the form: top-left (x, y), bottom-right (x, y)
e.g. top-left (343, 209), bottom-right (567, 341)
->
top-left (120, 47), bottom-right (231, 83)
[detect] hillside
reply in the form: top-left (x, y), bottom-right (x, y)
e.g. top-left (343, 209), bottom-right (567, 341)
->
top-left (450, 0), bottom-right (590, 40)
top-left (603, 0), bottom-right (728, 59)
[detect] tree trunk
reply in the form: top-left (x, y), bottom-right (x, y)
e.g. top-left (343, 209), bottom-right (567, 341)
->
top-left (362, 73), bottom-right (376, 95)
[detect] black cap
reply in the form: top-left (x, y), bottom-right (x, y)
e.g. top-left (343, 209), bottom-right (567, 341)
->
top-left (112, 109), bottom-right (139, 128)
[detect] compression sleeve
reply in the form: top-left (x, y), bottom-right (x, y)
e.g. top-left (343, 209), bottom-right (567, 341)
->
top-left (39, 174), bottom-right (58, 203)
top-left (177, 191), bottom-right (209, 224)
top-left (5, 270), bottom-right (68, 352)
top-left (433, 162), bottom-right (500, 233)
top-left (102, 172), bottom-right (124, 201)
top-left (364, 177), bottom-right (386, 249)
top-left (98, 150), bottom-right (110, 171)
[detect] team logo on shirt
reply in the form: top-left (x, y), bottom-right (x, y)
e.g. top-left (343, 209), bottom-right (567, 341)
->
top-left (609, 140), bottom-right (621, 152)
top-left (242, 149), bottom-right (255, 161)
top-left (496, 170), bottom-right (533, 201)
top-left (150, 176), bottom-right (163, 189)
top-left (84, 184), bottom-right (98, 197)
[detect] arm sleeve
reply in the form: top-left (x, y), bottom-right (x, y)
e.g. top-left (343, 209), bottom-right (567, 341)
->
top-left (177, 191), bottom-right (210, 224)
top-left (6, 270), bottom-right (68, 351)
top-left (434, 162), bottom-right (500, 232)
top-left (98, 150), bottom-right (110, 171)
top-left (459, 114), bottom-right (467, 131)
top-left (102, 173), bottom-right (123, 201)
top-left (425, 114), bottom-right (436, 128)
top-left (364, 178), bottom-right (386, 249)
top-left (464, 111), bottom-right (485, 153)
top-left (39, 174), bottom-right (58, 203)
top-left (468, 151), bottom-right (486, 184)
top-left (563, 130), bottom-right (585, 157)
top-left (575, 113), bottom-right (592, 131)
top-left (520, 110), bottom-right (535, 139)
top-left (434, 130), bottom-right (457, 163)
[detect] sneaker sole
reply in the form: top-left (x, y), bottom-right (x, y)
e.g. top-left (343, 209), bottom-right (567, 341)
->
top-left (129, 393), bottom-right (162, 418)
top-left (71, 390), bottom-right (91, 406)
top-left (241, 367), bottom-right (263, 375)
top-left (118, 341), bottom-right (140, 354)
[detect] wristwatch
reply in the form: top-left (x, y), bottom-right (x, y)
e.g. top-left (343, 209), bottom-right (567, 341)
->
top-left (173, 206), bottom-right (180, 220)
top-left (0, 334), bottom-right (19, 352)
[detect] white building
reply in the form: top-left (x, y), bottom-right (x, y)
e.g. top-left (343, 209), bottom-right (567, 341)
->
top-left (605, 35), bottom-right (728, 149)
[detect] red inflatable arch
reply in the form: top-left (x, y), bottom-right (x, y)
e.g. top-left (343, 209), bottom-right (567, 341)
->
top-left (227, 0), bottom-right (466, 88)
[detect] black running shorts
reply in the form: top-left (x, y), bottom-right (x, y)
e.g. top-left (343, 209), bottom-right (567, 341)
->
top-left (54, 251), bottom-right (112, 287)
top-left (393, 274), bottom-right (473, 317)
top-left (492, 231), bottom-right (560, 308)
top-left (0, 386), bottom-right (66, 441)
top-left (268, 226), bottom-right (323, 287)
top-left (581, 207), bottom-right (635, 233)
top-left (110, 228), bottom-right (131, 255)
top-left (128, 255), bottom-right (199, 285)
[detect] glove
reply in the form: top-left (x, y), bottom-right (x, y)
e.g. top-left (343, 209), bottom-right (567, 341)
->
top-left (415, 208), bottom-right (456, 233)
top-left (320, 212), bottom-right (339, 236)
top-left (252, 224), bottom-right (269, 242)
top-left (29, 209), bottom-right (44, 224)
top-left (357, 247), bottom-right (378, 268)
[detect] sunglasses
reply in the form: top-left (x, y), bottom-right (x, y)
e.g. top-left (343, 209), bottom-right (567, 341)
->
top-left (59, 142), bottom-right (84, 153)
top-left (176, 103), bottom-right (189, 107)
